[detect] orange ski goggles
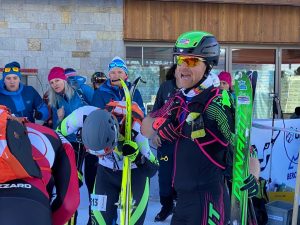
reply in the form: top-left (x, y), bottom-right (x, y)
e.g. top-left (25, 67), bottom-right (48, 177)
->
top-left (176, 56), bottom-right (206, 67)
top-left (4, 67), bottom-right (20, 73)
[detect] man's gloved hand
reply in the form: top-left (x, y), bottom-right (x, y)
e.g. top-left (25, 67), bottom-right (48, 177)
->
top-left (152, 117), bottom-right (179, 142)
top-left (123, 140), bottom-right (139, 162)
top-left (240, 174), bottom-right (259, 198)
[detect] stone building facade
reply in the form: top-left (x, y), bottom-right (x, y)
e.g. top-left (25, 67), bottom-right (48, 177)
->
top-left (0, 0), bottom-right (124, 94)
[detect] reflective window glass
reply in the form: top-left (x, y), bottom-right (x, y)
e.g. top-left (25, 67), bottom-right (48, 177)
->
top-left (232, 49), bottom-right (276, 119)
top-left (280, 49), bottom-right (300, 117)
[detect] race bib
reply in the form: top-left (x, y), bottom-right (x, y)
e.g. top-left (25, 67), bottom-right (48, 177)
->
top-left (90, 194), bottom-right (107, 211)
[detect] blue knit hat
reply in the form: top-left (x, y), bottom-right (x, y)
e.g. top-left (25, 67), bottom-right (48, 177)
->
top-left (65, 68), bottom-right (77, 77)
top-left (2, 61), bottom-right (22, 79)
top-left (108, 56), bottom-right (128, 75)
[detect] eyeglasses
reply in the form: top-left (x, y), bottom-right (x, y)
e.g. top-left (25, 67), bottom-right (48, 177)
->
top-left (176, 56), bottom-right (206, 67)
top-left (4, 67), bottom-right (20, 73)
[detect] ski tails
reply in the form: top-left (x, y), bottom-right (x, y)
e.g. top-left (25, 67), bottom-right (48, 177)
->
top-left (231, 72), bottom-right (254, 225)
top-left (119, 79), bottom-right (132, 225)
top-left (246, 70), bottom-right (258, 99)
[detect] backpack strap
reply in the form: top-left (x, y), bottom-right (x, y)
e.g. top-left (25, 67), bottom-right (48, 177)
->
top-left (75, 87), bottom-right (88, 105)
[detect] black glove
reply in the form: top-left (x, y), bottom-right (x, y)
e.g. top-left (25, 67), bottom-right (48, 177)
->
top-left (240, 174), bottom-right (259, 198)
top-left (34, 111), bottom-right (43, 120)
top-left (152, 117), bottom-right (180, 142)
top-left (123, 141), bottom-right (139, 162)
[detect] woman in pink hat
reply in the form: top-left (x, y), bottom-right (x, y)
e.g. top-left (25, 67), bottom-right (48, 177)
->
top-left (47, 66), bottom-right (90, 129)
top-left (218, 71), bottom-right (232, 91)
top-left (47, 67), bottom-right (91, 222)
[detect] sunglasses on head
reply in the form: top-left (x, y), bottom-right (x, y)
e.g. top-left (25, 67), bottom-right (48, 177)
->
top-left (4, 67), bottom-right (20, 73)
top-left (176, 56), bottom-right (206, 67)
top-left (109, 62), bottom-right (126, 70)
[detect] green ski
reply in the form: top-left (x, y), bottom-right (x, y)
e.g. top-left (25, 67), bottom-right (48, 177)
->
top-left (119, 78), bottom-right (133, 225)
top-left (231, 71), bottom-right (253, 225)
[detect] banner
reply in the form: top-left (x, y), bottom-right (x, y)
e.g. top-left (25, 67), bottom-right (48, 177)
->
top-left (251, 119), bottom-right (300, 190)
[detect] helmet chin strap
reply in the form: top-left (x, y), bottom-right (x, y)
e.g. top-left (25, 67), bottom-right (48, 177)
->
top-left (204, 62), bottom-right (213, 76)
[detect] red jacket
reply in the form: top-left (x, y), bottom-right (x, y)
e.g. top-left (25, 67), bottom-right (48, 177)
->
top-left (24, 123), bottom-right (79, 225)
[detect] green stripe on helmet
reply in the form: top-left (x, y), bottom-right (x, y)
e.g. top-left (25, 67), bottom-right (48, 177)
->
top-left (175, 31), bottom-right (213, 49)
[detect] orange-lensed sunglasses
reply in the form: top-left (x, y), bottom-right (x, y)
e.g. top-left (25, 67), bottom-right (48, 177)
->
top-left (4, 67), bottom-right (20, 73)
top-left (176, 56), bottom-right (206, 67)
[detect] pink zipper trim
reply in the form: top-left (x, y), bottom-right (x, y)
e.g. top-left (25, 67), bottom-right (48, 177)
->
top-left (195, 138), bottom-right (226, 170)
top-left (172, 139), bottom-right (179, 187)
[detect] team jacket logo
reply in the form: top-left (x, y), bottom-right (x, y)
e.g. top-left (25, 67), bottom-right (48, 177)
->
top-left (0, 183), bottom-right (32, 189)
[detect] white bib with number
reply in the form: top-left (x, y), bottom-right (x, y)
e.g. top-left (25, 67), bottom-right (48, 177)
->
top-left (90, 194), bottom-right (107, 211)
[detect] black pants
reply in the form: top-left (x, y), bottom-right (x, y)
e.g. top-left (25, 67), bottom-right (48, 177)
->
top-left (0, 183), bottom-right (52, 225)
top-left (71, 142), bottom-right (98, 225)
top-left (84, 153), bottom-right (99, 194)
top-left (71, 142), bottom-right (98, 192)
top-left (171, 181), bottom-right (230, 225)
top-left (90, 164), bottom-right (149, 225)
top-left (157, 143), bottom-right (176, 198)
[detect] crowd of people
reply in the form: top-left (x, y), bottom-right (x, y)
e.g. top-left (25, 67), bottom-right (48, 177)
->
top-left (0, 30), bottom-right (263, 225)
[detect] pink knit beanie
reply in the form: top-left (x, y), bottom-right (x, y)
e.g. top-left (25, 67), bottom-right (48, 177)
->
top-left (48, 67), bottom-right (67, 82)
top-left (218, 71), bottom-right (232, 88)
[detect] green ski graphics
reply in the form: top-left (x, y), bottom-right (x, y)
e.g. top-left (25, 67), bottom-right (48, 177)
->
top-left (119, 79), bottom-right (133, 225)
top-left (231, 72), bottom-right (253, 225)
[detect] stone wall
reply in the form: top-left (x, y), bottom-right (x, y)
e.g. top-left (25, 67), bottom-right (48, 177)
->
top-left (0, 0), bottom-right (124, 94)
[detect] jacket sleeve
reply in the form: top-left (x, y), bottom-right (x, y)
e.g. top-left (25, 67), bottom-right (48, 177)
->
top-left (81, 84), bottom-right (94, 105)
top-left (31, 86), bottom-right (49, 121)
top-left (152, 85), bottom-right (164, 112)
top-left (51, 134), bottom-right (80, 225)
top-left (51, 107), bottom-right (60, 129)
top-left (133, 89), bottom-right (146, 116)
top-left (91, 89), bottom-right (107, 109)
top-left (56, 106), bottom-right (98, 136)
top-left (133, 121), bottom-right (158, 178)
top-left (204, 95), bottom-right (235, 145)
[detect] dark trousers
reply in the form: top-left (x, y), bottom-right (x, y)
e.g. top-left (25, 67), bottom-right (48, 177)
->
top-left (171, 181), bottom-right (230, 225)
top-left (157, 142), bottom-right (176, 208)
top-left (70, 142), bottom-right (98, 225)
top-left (0, 183), bottom-right (52, 225)
top-left (90, 164), bottom-right (149, 225)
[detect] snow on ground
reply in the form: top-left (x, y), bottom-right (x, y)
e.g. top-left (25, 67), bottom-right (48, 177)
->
top-left (77, 182), bottom-right (172, 225)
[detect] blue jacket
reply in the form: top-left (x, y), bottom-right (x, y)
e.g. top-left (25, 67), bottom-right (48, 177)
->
top-left (91, 80), bottom-right (145, 115)
top-left (0, 81), bottom-right (48, 122)
top-left (51, 90), bottom-right (89, 142)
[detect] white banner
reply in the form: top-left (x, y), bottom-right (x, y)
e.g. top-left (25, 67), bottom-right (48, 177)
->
top-left (251, 119), bottom-right (300, 190)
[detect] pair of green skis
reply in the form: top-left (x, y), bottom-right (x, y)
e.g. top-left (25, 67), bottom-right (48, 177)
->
top-left (119, 77), bottom-right (144, 225)
top-left (231, 71), bottom-right (257, 225)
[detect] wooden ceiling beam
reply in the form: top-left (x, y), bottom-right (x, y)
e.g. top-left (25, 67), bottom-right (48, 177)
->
top-left (153, 0), bottom-right (300, 7)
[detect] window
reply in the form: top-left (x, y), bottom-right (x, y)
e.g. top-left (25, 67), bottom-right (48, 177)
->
top-left (232, 48), bottom-right (276, 119)
top-left (126, 45), bottom-right (173, 111)
top-left (280, 49), bottom-right (300, 117)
